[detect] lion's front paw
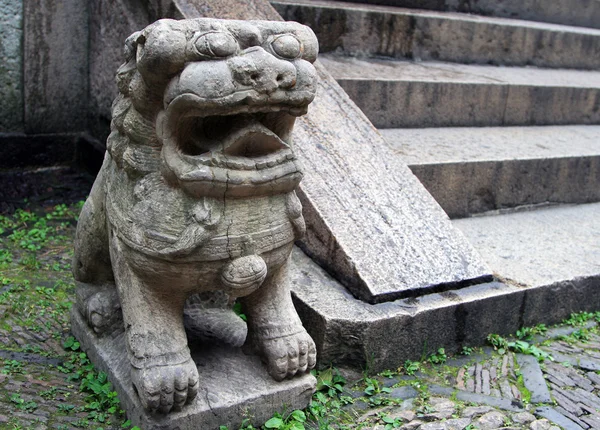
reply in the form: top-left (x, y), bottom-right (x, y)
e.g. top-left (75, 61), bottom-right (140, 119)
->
top-left (131, 358), bottom-right (199, 414)
top-left (256, 329), bottom-right (317, 381)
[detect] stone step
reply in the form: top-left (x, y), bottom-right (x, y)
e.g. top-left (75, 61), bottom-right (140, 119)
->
top-left (381, 125), bottom-right (600, 218)
top-left (453, 202), bottom-right (600, 290)
top-left (320, 54), bottom-right (600, 128)
top-left (289, 0), bottom-right (600, 30)
top-left (291, 202), bottom-right (600, 372)
top-left (273, 0), bottom-right (600, 69)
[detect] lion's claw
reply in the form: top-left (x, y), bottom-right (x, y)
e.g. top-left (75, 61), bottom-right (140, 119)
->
top-left (131, 358), bottom-right (199, 414)
top-left (258, 330), bottom-right (316, 381)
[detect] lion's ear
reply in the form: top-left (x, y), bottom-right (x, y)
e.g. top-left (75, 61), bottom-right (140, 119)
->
top-left (124, 31), bottom-right (144, 62)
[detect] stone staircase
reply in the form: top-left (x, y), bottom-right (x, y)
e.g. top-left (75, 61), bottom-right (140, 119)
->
top-left (274, 0), bottom-right (600, 301)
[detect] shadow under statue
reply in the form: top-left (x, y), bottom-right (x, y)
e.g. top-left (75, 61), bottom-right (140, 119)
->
top-left (70, 17), bottom-right (319, 429)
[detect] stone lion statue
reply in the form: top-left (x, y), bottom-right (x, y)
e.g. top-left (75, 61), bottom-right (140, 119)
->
top-left (72, 18), bottom-right (318, 414)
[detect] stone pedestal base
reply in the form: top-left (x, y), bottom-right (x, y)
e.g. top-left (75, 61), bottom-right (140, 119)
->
top-left (71, 308), bottom-right (316, 430)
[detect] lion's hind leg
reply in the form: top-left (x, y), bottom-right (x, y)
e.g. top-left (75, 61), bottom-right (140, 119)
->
top-left (73, 159), bottom-right (122, 335)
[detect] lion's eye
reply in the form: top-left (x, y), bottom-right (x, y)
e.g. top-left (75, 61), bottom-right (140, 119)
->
top-left (270, 34), bottom-right (301, 59)
top-left (193, 32), bottom-right (238, 58)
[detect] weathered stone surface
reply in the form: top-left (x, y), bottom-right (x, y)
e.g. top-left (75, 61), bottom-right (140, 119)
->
top-left (389, 386), bottom-right (418, 400)
top-left (274, 0), bottom-right (600, 69)
top-left (454, 203), bottom-right (600, 290)
top-left (321, 54), bottom-right (600, 128)
top-left (535, 406), bottom-right (586, 430)
top-left (316, 0), bottom-right (600, 30)
top-left (476, 410), bottom-right (507, 429)
top-left (530, 419), bottom-right (553, 430)
top-left (444, 418), bottom-right (472, 430)
top-left (23, 0), bottom-right (88, 133)
top-left (290, 246), bottom-right (525, 370)
top-left (72, 308), bottom-right (316, 429)
top-left (554, 407), bottom-right (589, 429)
top-left (74, 16), bottom-right (320, 418)
top-left (0, 0), bottom-right (23, 132)
top-left (382, 126), bottom-right (600, 218)
top-left (512, 412), bottom-right (536, 425)
top-left (515, 354), bottom-right (552, 404)
top-left (429, 385), bottom-right (523, 412)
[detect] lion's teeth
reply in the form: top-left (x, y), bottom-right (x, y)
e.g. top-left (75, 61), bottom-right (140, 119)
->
top-left (256, 160), bottom-right (268, 169)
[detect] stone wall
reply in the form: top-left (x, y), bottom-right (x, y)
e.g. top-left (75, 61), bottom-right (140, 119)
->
top-left (0, 0), bottom-right (153, 170)
top-left (0, 0), bottom-right (23, 132)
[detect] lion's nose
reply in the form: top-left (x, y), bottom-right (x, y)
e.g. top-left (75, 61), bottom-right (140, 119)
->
top-left (229, 47), bottom-right (297, 94)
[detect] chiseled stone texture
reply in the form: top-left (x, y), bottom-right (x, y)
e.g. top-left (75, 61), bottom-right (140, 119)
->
top-left (0, 0), bottom-right (23, 132)
top-left (73, 15), bottom-right (320, 418)
top-left (23, 0), bottom-right (88, 133)
top-left (71, 308), bottom-right (316, 430)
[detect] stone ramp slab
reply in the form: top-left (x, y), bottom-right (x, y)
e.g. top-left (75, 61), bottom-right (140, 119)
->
top-left (274, 0), bottom-right (600, 69)
top-left (293, 63), bottom-right (492, 303)
top-left (321, 54), bottom-right (600, 128)
top-left (175, 0), bottom-right (493, 303)
top-left (382, 125), bottom-right (600, 218)
top-left (71, 308), bottom-right (316, 430)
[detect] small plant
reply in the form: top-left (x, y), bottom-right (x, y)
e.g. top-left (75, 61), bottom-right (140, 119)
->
top-left (427, 348), bottom-right (447, 365)
top-left (564, 311), bottom-right (596, 326)
top-left (402, 360), bottom-right (420, 376)
top-left (487, 334), bottom-right (552, 362)
top-left (2, 359), bottom-right (24, 375)
top-left (460, 346), bottom-right (474, 356)
top-left (10, 393), bottom-right (38, 412)
top-left (516, 324), bottom-right (547, 340)
top-left (487, 334), bottom-right (510, 353)
top-left (263, 410), bottom-right (307, 430)
top-left (378, 369), bottom-right (397, 378)
top-left (61, 336), bottom-right (126, 425)
top-left (58, 404), bottom-right (76, 413)
top-left (315, 368), bottom-right (346, 397)
top-left (363, 377), bottom-right (392, 396)
top-left (571, 328), bottom-right (591, 342)
top-left (233, 301), bottom-right (247, 321)
top-left (380, 414), bottom-right (402, 429)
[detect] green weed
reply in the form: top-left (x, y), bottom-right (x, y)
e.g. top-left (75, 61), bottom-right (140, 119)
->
top-left (427, 348), bottom-right (447, 365)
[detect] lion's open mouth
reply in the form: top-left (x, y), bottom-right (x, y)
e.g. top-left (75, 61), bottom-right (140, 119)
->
top-left (175, 110), bottom-right (297, 170)
top-left (160, 95), bottom-right (308, 198)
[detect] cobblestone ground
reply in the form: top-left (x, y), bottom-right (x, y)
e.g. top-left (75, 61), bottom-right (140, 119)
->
top-left (1, 196), bottom-right (600, 429)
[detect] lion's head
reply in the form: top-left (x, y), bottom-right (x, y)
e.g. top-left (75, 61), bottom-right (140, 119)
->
top-left (108, 19), bottom-right (318, 199)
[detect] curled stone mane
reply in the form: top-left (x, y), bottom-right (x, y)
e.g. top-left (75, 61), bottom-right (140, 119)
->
top-left (108, 31), bottom-right (162, 177)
